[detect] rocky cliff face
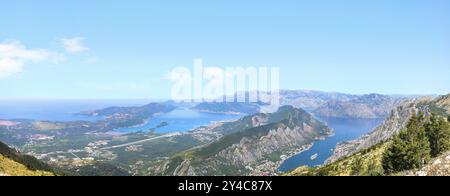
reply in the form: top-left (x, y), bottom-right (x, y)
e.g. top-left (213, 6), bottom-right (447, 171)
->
top-left (150, 106), bottom-right (332, 176)
top-left (276, 90), bottom-right (358, 112)
top-left (326, 96), bottom-right (440, 163)
top-left (435, 94), bottom-right (450, 113)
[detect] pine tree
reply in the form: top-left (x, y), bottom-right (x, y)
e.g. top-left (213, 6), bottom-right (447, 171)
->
top-left (426, 113), bottom-right (450, 157)
top-left (382, 112), bottom-right (431, 174)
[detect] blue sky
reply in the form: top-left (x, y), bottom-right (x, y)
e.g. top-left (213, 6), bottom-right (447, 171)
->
top-left (0, 0), bottom-right (449, 99)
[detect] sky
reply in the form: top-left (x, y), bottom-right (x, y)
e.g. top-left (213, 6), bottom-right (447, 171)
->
top-left (0, 0), bottom-right (449, 99)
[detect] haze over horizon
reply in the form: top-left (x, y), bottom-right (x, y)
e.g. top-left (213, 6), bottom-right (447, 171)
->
top-left (0, 90), bottom-right (440, 102)
top-left (1, 0), bottom-right (449, 99)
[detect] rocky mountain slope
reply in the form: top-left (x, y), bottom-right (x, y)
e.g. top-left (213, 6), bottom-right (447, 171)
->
top-left (289, 143), bottom-right (450, 176)
top-left (149, 106), bottom-right (332, 176)
top-left (79, 102), bottom-right (176, 117)
top-left (288, 101), bottom-right (450, 176)
top-left (0, 155), bottom-right (54, 176)
top-left (327, 95), bottom-right (449, 164)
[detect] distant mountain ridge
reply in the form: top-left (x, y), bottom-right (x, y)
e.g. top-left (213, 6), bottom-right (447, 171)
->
top-left (313, 94), bottom-right (404, 119)
top-left (192, 102), bottom-right (261, 115)
top-left (79, 102), bottom-right (176, 117)
top-left (191, 90), bottom-right (406, 119)
top-left (277, 90), bottom-right (359, 111)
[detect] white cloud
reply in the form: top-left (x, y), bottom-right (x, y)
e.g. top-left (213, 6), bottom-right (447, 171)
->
top-left (0, 41), bottom-right (64, 78)
top-left (60, 37), bottom-right (89, 54)
top-left (0, 58), bottom-right (23, 78)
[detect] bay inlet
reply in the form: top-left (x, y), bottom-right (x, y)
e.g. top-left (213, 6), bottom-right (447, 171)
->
top-left (278, 117), bottom-right (384, 172)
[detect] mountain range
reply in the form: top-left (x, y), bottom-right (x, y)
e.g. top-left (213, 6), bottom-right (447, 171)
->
top-left (313, 94), bottom-right (403, 119)
top-left (191, 90), bottom-right (407, 119)
top-left (328, 94), bottom-right (450, 163)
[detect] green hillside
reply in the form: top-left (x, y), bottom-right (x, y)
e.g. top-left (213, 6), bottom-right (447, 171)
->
top-left (0, 154), bottom-right (54, 176)
top-left (0, 141), bottom-right (55, 176)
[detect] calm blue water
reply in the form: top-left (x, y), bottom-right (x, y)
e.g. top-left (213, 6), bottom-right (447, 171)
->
top-left (278, 117), bottom-right (384, 172)
top-left (116, 109), bottom-right (243, 133)
top-left (0, 100), bottom-right (150, 122)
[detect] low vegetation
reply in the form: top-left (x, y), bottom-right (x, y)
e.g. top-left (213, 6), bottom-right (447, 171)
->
top-left (0, 141), bottom-right (56, 176)
top-left (383, 112), bottom-right (450, 174)
top-left (0, 155), bottom-right (54, 176)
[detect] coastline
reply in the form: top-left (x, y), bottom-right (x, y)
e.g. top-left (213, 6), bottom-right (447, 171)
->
top-left (275, 143), bottom-right (314, 173)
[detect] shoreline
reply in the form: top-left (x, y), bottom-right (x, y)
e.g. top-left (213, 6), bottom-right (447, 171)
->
top-left (273, 131), bottom-right (336, 174)
top-left (275, 143), bottom-right (314, 173)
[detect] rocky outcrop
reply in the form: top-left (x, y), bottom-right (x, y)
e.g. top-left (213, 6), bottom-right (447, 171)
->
top-left (435, 94), bottom-right (450, 113)
top-left (403, 151), bottom-right (450, 176)
top-left (0, 141), bottom-right (55, 176)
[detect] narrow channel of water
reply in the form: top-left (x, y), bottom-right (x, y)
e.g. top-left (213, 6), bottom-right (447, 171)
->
top-left (278, 117), bottom-right (384, 172)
